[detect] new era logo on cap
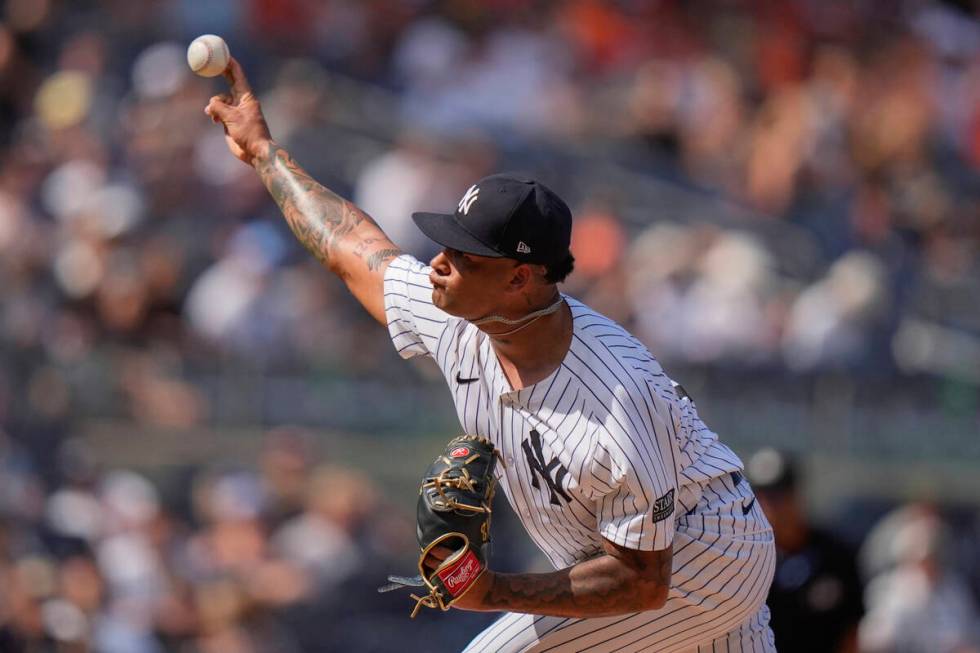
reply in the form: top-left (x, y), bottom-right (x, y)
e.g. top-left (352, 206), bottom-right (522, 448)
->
top-left (411, 173), bottom-right (571, 265)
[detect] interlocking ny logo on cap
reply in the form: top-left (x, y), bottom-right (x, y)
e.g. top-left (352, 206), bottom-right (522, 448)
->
top-left (458, 185), bottom-right (480, 215)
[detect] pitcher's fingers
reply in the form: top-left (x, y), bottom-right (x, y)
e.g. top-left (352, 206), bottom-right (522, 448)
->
top-left (205, 96), bottom-right (233, 123)
top-left (223, 57), bottom-right (252, 102)
top-left (422, 546), bottom-right (453, 571)
top-left (431, 546), bottom-right (454, 560)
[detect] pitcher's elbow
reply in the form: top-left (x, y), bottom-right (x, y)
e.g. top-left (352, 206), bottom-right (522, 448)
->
top-left (647, 584), bottom-right (669, 610)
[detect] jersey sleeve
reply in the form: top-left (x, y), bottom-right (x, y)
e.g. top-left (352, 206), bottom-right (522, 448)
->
top-left (588, 389), bottom-right (679, 552)
top-left (383, 254), bottom-right (451, 359)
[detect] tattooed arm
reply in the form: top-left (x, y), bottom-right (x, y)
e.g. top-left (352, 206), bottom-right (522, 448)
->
top-left (205, 58), bottom-right (400, 325)
top-left (432, 539), bottom-right (672, 617)
top-left (252, 144), bottom-right (401, 323)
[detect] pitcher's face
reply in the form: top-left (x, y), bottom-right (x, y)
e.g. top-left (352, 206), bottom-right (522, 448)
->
top-left (428, 249), bottom-right (525, 321)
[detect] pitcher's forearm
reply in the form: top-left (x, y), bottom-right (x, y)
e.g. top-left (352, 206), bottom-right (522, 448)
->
top-left (469, 547), bottom-right (671, 618)
top-left (251, 140), bottom-right (401, 323)
top-left (253, 141), bottom-right (401, 277)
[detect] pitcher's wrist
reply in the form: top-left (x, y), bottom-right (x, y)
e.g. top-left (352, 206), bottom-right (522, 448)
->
top-left (249, 138), bottom-right (276, 167)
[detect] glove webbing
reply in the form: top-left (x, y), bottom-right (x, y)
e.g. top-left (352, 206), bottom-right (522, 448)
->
top-left (421, 456), bottom-right (493, 514)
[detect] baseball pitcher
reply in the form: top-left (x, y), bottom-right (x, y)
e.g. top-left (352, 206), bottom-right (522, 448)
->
top-left (205, 58), bottom-right (777, 652)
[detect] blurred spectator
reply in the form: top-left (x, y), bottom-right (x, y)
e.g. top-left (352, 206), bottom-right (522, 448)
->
top-left (859, 504), bottom-right (980, 653)
top-left (627, 225), bottom-right (783, 364)
top-left (271, 464), bottom-right (365, 593)
top-left (257, 426), bottom-right (316, 530)
top-left (747, 448), bottom-right (864, 653)
top-left (353, 131), bottom-right (496, 262)
top-left (782, 251), bottom-right (890, 371)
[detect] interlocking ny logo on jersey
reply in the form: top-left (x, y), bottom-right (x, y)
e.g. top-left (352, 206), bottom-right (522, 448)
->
top-left (522, 429), bottom-right (571, 506)
top-left (458, 185), bottom-right (480, 215)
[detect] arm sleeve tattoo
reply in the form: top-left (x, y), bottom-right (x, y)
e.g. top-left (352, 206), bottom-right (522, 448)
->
top-left (480, 545), bottom-right (672, 617)
top-left (254, 142), bottom-right (401, 275)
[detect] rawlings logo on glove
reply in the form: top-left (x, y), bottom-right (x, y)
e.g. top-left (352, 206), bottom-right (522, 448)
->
top-left (439, 549), bottom-right (482, 595)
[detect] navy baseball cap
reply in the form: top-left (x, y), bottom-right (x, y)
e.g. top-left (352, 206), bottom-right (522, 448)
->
top-left (412, 173), bottom-right (572, 265)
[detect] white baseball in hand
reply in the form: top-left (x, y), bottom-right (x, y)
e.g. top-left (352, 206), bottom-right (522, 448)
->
top-left (187, 34), bottom-right (230, 78)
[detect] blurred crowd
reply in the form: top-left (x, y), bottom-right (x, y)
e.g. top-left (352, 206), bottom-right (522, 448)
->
top-left (0, 0), bottom-right (979, 651)
top-left (0, 0), bottom-right (978, 433)
top-left (2, 429), bottom-right (979, 653)
top-left (0, 427), bottom-right (503, 652)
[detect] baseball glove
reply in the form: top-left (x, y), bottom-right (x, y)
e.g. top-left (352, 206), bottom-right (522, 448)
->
top-left (379, 435), bottom-right (498, 617)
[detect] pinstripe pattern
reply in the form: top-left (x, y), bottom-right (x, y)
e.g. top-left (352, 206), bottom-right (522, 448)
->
top-left (384, 256), bottom-right (776, 651)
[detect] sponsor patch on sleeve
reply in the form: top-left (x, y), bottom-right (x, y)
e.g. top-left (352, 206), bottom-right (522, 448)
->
top-left (650, 489), bottom-right (675, 523)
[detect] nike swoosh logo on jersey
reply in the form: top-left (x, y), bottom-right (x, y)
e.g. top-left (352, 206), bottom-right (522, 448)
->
top-left (455, 372), bottom-right (479, 384)
top-left (741, 497), bottom-right (756, 516)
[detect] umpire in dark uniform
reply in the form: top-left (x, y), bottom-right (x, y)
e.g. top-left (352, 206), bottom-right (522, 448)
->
top-left (747, 449), bottom-right (865, 653)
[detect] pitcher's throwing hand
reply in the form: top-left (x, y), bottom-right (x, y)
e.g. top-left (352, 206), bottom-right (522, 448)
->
top-left (205, 58), bottom-right (271, 165)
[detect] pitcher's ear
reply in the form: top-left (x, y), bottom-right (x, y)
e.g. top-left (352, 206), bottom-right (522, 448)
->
top-left (508, 263), bottom-right (532, 291)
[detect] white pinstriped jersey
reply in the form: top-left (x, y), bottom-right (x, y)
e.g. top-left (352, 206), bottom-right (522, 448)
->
top-left (384, 255), bottom-right (746, 570)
